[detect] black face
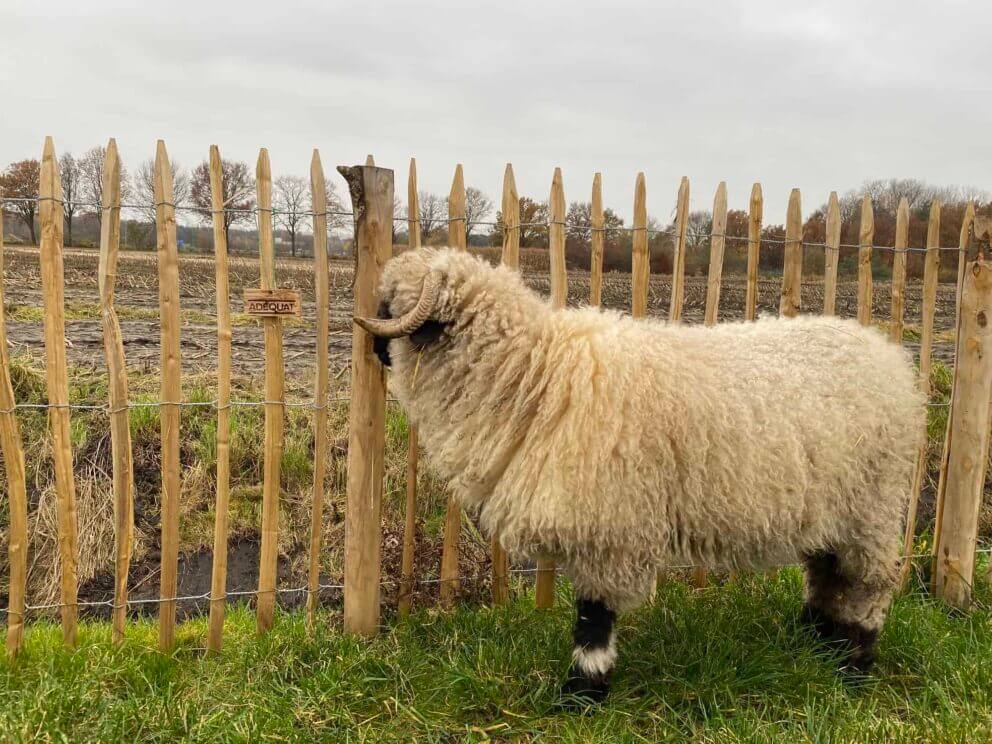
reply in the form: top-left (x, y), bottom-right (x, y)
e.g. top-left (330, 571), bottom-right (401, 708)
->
top-left (370, 301), bottom-right (448, 369)
top-left (373, 302), bottom-right (392, 367)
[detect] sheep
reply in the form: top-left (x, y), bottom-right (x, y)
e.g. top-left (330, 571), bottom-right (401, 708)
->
top-left (355, 246), bottom-right (925, 703)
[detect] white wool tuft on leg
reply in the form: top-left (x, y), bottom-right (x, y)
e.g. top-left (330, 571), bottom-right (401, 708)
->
top-left (572, 633), bottom-right (617, 678)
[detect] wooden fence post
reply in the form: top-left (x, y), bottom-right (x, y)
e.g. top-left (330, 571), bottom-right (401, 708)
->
top-left (779, 188), bottom-right (802, 318)
top-left (933, 257), bottom-right (992, 608)
top-left (744, 183), bottom-right (762, 322)
top-left (702, 182), bottom-right (728, 327)
top-left (338, 163), bottom-right (392, 635)
top-left (491, 163), bottom-right (519, 606)
top-left (822, 192), bottom-right (840, 316)
top-left (903, 201), bottom-right (941, 586)
top-left (255, 149), bottom-right (285, 634)
top-left (97, 139), bottom-right (134, 645)
top-left (448, 164), bottom-right (466, 251)
top-left (398, 158), bottom-right (421, 618)
top-left (889, 198), bottom-right (909, 344)
top-left (589, 173), bottom-right (604, 307)
top-left (669, 178), bottom-right (689, 322)
top-left (154, 140), bottom-right (182, 650)
top-left (40, 137), bottom-right (79, 647)
top-left (631, 173), bottom-right (648, 318)
top-left (534, 166), bottom-right (568, 609)
top-left (307, 150), bottom-right (330, 628)
top-left (439, 164), bottom-right (466, 607)
top-left (208, 145), bottom-right (232, 651)
top-left (956, 204), bottom-right (977, 327)
top-left (0, 189), bottom-right (29, 658)
top-left (857, 196), bottom-right (874, 326)
top-left (955, 204), bottom-right (977, 326)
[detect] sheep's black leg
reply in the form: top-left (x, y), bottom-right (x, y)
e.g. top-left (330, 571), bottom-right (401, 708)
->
top-left (801, 550), bottom-right (884, 673)
top-left (560, 598), bottom-right (616, 705)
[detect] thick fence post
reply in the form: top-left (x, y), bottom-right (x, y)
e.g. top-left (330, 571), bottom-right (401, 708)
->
top-left (669, 177), bottom-right (689, 322)
top-left (631, 173), bottom-right (648, 318)
top-left (255, 149), bottom-right (285, 633)
top-left (40, 137), bottom-right (79, 647)
top-left (779, 188), bottom-right (802, 318)
top-left (0, 189), bottom-right (29, 658)
top-left (589, 173), bottom-right (604, 307)
top-left (822, 192), bottom-right (840, 316)
top-left (339, 163), bottom-right (392, 635)
top-left (857, 196), bottom-right (874, 326)
top-left (925, 204), bottom-right (977, 589)
top-left (890, 198), bottom-right (909, 343)
top-left (534, 166), bottom-right (568, 609)
top-left (97, 139), bottom-right (134, 645)
top-left (208, 145), bottom-right (232, 651)
top-left (904, 202), bottom-right (941, 586)
top-left (439, 163), bottom-right (466, 607)
top-left (398, 157), bottom-right (421, 618)
top-left (154, 140), bottom-right (182, 650)
top-left (307, 150), bottom-right (330, 628)
top-left (490, 163), bottom-right (519, 606)
top-left (744, 183), bottom-right (762, 322)
top-left (933, 257), bottom-right (992, 608)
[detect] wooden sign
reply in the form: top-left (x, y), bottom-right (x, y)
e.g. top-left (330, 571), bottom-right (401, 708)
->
top-left (244, 288), bottom-right (301, 317)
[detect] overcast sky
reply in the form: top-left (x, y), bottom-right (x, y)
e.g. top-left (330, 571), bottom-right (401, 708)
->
top-left (2, 0), bottom-right (990, 224)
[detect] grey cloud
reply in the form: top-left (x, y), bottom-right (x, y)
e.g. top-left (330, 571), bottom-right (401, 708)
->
top-left (2, 0), bottom-right (990, 225)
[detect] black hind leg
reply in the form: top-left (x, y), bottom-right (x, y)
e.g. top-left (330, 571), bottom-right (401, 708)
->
top-left (802, 550), bottom-right (892, 672)
top-left (560, 597), bottom-right (616, 705)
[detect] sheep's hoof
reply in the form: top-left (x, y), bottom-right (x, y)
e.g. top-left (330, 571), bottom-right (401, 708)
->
top-left (800, 603), bottom-right (878, 676)
top-left (558, 668), bottom-right (611, 709)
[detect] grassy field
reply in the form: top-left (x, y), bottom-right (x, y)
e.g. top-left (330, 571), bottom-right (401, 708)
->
top-left (2, 571), bottom-right (992, 742)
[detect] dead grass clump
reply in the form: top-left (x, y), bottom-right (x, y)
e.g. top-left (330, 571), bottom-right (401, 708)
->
top-left (26, 462), bottom-right (148, 605)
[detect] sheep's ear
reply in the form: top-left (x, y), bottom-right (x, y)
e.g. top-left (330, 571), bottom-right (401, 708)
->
top-left (409, 320), bottom-right (447, 348)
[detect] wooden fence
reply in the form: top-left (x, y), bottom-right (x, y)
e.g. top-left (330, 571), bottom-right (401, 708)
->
top-left (2, 137), bottom-right (992, 658)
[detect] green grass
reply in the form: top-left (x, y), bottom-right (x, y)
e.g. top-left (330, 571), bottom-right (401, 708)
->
top-left (3, 573), bottom-right (992, 741)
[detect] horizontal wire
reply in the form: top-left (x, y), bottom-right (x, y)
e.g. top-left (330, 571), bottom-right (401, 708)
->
top-left (0, 398), bottom-right (954, 414)
top-left (5, 196), bottom-right (976, 252)
top-left (4, 548), bottom-right (990, 617)
top-left (2, 196), bottom-right (355, 220)
top-left (0, 396), bottom-right (403, 415)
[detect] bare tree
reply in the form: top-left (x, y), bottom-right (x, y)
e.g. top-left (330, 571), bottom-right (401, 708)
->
top-left (59, 152), bottom-right (84, 246)
top-left (565, 200), bottom-right (625, 250)
top-left (132, 158), bottom-right (191, 217)
top-left (464, 187), bottom-right (494, 239)
top-left (417, 190), bottom-right (445, 243)
top-left (685, 210), bottom-right (713, 251)
top-left (274, 175), bottom-right (310, 257)
top-left (391, 196), bottom-right (405, 243)
top-left (128, 158), bottom-right (191, 248)
top-left (79, 145), bottom-right (131, 213)
top-left (190, 159), bottom-right (255, 247)
top-left (0, 159), bottom-right (41, 244)
top-left (832, 178), bottom-right (990, 224)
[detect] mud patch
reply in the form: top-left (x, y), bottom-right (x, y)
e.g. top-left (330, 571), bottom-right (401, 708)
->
top-left (76, 539), bottom-right (304, 622)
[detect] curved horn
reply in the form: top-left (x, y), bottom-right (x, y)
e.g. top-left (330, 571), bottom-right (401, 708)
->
top-left (354, 270), bottom-right (441, 338)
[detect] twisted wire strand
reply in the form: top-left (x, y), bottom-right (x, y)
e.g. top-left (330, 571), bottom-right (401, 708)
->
top-left (0, 397), bottom-right (952, 415)
top-left (4, 548), bottom-right (990, 617)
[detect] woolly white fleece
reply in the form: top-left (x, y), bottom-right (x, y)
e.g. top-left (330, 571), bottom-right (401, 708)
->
top-left (378, 248), bottom-right (925, 612)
